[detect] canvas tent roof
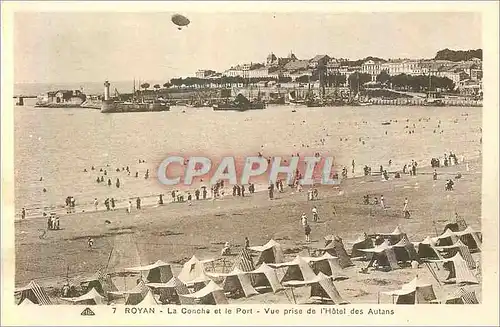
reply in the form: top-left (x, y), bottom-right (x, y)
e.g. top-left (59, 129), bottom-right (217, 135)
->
top-left (148, 277), bottom-right (193, 305)
top-left (178, 255), bottom-right (213, 285)
top-left (271, 256), bottom-right (317, 283)
top-left (179, 281), bottom-right (228, 304)
top-left (305, 253), bottom-right (347, 280)
top-left (147, 277), bottom-right (185, 289)
top-left (436, 253), bottom-right (479, 284)
top-left (137, 290), bottom-right (158, 305)
top-left (125, 260), bottom-right (171, 271)
top-left (364, 241), bottom-right (400, 270)
top-left (206, 267), bottom-right (248, 278)
top-left (455, 226), bottom-right (482, 251)
top-left (351, 235), bottom-right (375, 258)
top-left (61, 287), bottom-right (105, 305)
top-left (437, 229), bottom-right (458, 239)
top-left (361, 240), bottom-right (392, 253)
top-left (284, 272), bottom-right (349, 304)
top-left (18, 298), bottom-right (35, 306)
top-left (249, 240), bottom-right (284, 265)
top-left (445, 288), bottom-right (479, 304)
top-left (15, 280), bottom-right (52, 305)
top-left (249, 239), bottom-right (280, 252)
top-left (393, 234), bottom-right (419, 262)
top-left (320, 237), bottom-right (353, 268)
top-left (249, 263), bottom-right (284, 293)
top-left (384, 276), bottom-right (437, 304)
top-left (376, 226), bottom-right (404, 236)
top-left (435, 240), bottom-right (476, 269)
top-left (217, 270), bottom-right (259, 298)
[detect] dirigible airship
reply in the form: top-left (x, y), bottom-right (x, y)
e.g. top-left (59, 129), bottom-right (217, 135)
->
top-left (171, 14), bottom-right (190, 30)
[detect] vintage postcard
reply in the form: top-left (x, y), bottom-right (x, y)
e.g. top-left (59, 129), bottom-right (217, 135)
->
top-left (1, 1), bottom-right (499, 326)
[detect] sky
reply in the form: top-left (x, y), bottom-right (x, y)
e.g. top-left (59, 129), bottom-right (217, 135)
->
top-left (14, 11), bottom-right (482, 84)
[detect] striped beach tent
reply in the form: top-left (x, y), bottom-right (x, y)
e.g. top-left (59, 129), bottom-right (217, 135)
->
top-left (445, 288), bottom-right (479, 304)
top-left (436, 240), bottom-right (476, 269)
top-left (441, 253), bottom-right (479, 285)
top-left (232, 247), bottom-right (255, 273)
top-left (455, 226), bottom-right (482, 252)
top-left (15, 280), bottom-right (52, 305)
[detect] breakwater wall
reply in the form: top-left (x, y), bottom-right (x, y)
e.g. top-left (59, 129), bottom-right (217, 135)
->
top-left (369, 98), bottom-right (482, 107)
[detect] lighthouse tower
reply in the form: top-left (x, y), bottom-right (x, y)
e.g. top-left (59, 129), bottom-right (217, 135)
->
top-left (104, 81), bottom-right (111, 100)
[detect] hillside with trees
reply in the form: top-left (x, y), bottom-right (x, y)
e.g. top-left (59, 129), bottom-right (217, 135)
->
top-left (434, 48), bottom-right (482, 61)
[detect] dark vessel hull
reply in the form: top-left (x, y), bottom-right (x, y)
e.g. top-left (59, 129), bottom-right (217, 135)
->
top-left (213, 102), bottom-right (265, 111)
top-left (101, 100), bottom-right (170, 113)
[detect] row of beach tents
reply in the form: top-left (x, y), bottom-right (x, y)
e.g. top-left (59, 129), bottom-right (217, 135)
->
top-left (15, 222), bottom-right (481, 306)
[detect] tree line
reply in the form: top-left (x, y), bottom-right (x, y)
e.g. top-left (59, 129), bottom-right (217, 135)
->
top-left (376, 71), bottom-right (455, 92)
top-left (434, 48), bottom-right (482, 62)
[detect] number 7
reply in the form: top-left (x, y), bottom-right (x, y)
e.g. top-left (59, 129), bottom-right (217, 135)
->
top-left (112, 307), bottom-right (116, 314)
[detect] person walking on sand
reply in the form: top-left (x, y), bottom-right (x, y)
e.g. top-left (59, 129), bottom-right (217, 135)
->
top-left (312, 206), bottom-right (319, 222)
top-left (127, 200), bottom-right (132, 214)
top-left (111, 197), bottom-right (115, 210)
top-left (21, 208), bottom-right (26, 220)
top-left (136, 197), bottom-right (141, 210)
top-left (94, 198), bottom-right (99, 211)
top-left (352, 159), bottom-right (355, 174)
top-left (301, 213), bottom-right (308, 228)
top-left (403, 197), bottom-right (409, 217)
top-left (380, 195), bottom-right (385, 209)
top-left (88, 237), bottom-right (94, 250)
top-left (304, 223), bottom-right (311, 243)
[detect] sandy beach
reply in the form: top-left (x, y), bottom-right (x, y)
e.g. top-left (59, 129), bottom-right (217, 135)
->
top-left (15, 157), bottom-right (481, 304)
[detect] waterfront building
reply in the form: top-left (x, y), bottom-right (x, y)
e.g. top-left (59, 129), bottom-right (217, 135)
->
top-left (308, 55), bottom-right (330, 69)
top-left (195, 70), bottom-right (216, 78)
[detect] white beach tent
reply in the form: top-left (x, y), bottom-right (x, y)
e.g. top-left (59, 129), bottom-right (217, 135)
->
top-left (61, 288), bottom-right (105, 305)
top-left (137, 290), bottom-right (158, 305)
top-left (305, 253), bottom-right (348, 280)
top-left (383, 276), bottom-right (437, 304)
top-left (179, 280), bottom-right (228, 305)
top-left (147, 277), bottom-right (194, 304)
top-left (431, 252), bottom-right (479, 285)
top-left (271, 256), bottom-right (317, 283)
top-left (177, 255), bottom-right (214, 285)
top-left (248, 263), bottom-right (284, 293)
top-left (283, 272), bottom-right (349, 304)
top-left (361, 240), bottom-right (399, 270)
top-left (206, 267), bottom-right (258, 298)
top-left (125, 260), bottom-right (173, 283)
top-left (435, 229), bottom-right (460, 247)
top-left (416, 236), bottom-right (442, 260)
top-left (435, 239), bottom-right (476, 269)
top-left (18, 298), bottom-right (36, 306)
top-left (249, 239), bottom-right (284, 265)
top-left (15, 280), bottom-right (52, 305)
